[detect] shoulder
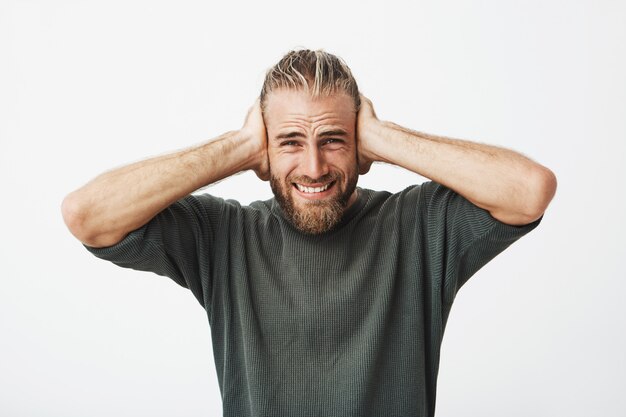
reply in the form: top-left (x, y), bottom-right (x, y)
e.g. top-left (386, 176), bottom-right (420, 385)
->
top-left (359, 182), bottom-right (439, 211)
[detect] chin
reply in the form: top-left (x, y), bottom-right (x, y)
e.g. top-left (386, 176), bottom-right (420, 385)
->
top-left (270, 173), bottom-right (357, 235)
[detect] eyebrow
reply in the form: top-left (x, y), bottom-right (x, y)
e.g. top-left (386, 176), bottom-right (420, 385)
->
top-left (274, 129), bottom-right (348, 140)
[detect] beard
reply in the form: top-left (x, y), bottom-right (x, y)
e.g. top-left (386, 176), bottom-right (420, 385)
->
top-left (270, 169), bottom-right (358, 235)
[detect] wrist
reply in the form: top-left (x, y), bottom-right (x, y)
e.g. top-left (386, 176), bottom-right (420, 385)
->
top-left (227, 129), bottom-right (259, 172)
top-left (235, 128), bottom-right (269, 178)
top-left (359, 119), bottom-right (392, 165)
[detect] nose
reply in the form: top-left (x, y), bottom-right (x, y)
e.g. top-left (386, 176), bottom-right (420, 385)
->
top-left (301, 147), bottom-right (329, 180)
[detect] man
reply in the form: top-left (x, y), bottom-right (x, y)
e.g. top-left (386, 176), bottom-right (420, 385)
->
top-left (62, 49), bottom-right (556, 416)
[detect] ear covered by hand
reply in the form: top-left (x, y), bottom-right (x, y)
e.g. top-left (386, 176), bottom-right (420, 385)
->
top-left (241, 99), bottom-right (270, 181)
top-left (356, 94), bottom-right (380, 175)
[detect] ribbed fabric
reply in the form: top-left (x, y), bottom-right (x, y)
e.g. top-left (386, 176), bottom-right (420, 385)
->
top-left (86, 182), bottom-right (540, 417)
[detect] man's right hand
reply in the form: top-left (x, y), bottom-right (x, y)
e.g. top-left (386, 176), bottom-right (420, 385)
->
top-left (240, 99), bottom-right (270, 181)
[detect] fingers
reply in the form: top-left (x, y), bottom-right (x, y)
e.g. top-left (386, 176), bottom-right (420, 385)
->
top-left (244, 99), bottom-right (264, 125)
top-left (356, 94), bottom-right (379, 174)
top-left (242, 97), bottom-right (270, 181)
top-left (358, 94), bottom-right (376, 117)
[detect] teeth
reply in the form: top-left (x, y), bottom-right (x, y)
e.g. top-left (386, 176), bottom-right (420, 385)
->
top-left (296, 182), bottom-right (331, 193)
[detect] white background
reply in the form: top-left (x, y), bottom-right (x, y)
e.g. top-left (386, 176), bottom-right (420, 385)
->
top-left (1, 0), bottom-right (625, 416)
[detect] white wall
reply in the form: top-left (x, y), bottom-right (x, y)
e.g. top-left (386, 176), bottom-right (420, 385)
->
top-left (1, 0), bottom-right (624, 415)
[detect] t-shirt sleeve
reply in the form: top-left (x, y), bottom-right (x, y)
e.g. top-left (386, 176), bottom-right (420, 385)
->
top-left (419, 181), bottom-right (542, 305)
top-left (84, 193), bottom-right (227, 308)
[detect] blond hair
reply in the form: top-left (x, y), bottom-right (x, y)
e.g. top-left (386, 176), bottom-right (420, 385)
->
top-left (260, 49), bottom-right (361, 112)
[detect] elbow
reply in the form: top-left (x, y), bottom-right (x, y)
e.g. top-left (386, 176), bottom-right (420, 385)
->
top-left (61, 192), bottom-right (127, 248)
top-left (489, 165), bottom-right (557, 226)
top-left (61, 192), bottom-right (105, 246)
top-left (523, 165), bottom-right (557, 222)
top-left (61, 192), bottom-right (90, 242)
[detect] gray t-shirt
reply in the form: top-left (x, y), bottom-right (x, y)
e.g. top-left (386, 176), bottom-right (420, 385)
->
top-left (86, 182), bottom-right (541, 417)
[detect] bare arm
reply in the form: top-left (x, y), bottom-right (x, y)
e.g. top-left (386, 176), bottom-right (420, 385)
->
top-left (357, 96), bottom-right (557, 225)
top-left (62, 101), bottom-right (269, 248)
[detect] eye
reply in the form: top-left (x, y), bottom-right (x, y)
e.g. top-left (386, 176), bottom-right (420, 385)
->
top-left (322, 138), bottom-right (344, 147)
top-left (280, 140), bottom-right (299, 147)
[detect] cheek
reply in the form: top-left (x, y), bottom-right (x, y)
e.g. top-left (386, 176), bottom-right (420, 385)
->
top-left (268, 152), bottom-right (299, 178)
top-left (327, 150), bottom-right (358, 170)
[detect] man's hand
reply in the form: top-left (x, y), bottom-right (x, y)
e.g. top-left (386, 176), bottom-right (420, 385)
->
top-left (240, 99), bottom-right (270, 181)
top-left (356, 95), bottom-right (383, 175)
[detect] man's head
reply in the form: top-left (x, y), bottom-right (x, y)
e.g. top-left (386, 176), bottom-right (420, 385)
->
top-left (260, 49), bottom-right (361, 235)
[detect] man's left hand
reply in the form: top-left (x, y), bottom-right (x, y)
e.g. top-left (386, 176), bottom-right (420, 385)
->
top-left (356, 94), bottom-right (382, 175)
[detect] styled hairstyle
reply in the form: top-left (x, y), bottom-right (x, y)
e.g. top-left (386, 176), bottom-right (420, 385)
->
top-left (260, 48), bottom-right (361, 112)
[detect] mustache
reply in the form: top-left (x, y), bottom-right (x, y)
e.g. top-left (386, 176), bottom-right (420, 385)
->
top-left (288, 173), bottom-right (340, 185)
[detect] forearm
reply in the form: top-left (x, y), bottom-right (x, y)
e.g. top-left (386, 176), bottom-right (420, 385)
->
top-left (363, 121), bottom-right (557, 225)
top-left (62, 130), bottom-right (259, 247)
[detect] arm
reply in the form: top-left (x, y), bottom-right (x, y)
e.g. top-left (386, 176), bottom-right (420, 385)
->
top-left (356, 96), bottom-right (557, 225)
top-left (62, 100), bottom-right (269, 248)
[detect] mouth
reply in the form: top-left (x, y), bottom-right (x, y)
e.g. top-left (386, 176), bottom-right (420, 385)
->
top-left (292, 181), bottom-right (337, 199)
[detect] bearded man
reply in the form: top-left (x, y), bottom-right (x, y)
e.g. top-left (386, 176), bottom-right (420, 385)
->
top-left (62, 49), bottom-right (556, 417)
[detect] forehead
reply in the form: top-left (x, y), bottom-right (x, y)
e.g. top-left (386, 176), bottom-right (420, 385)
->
top-left (263, 89), bottom-right (356, 131)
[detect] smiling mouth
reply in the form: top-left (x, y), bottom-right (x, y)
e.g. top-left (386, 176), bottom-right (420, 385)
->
top-left (293, 181), bottom-right (335, 194)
